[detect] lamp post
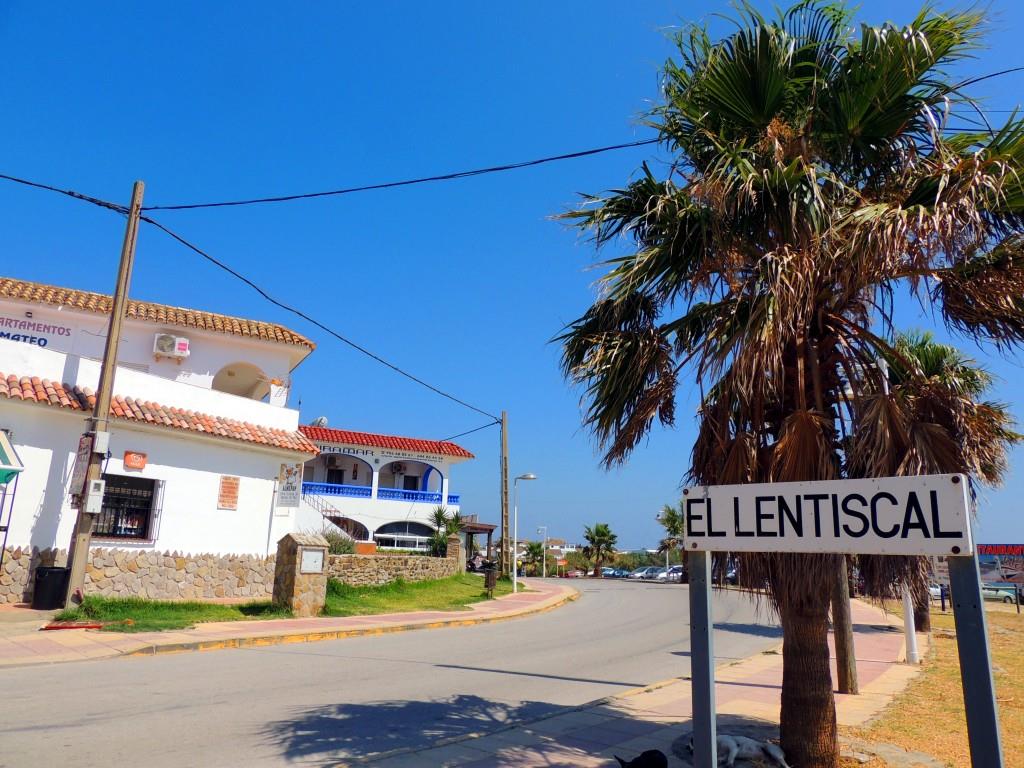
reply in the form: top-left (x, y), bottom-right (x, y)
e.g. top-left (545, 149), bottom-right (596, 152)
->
top-left (537, 526), bottom-right (548, 579)
top-left (512, 473), bottom-right (537, 594)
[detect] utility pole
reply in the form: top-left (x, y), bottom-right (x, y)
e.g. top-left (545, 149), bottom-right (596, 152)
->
top-left (499, 410), bottom-right (509, 578)
top-left (64, 181), bottom-right (145, 608)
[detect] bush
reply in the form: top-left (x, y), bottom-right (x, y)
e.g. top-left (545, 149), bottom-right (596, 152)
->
top-left (317, 525), bottom-right (355, 555)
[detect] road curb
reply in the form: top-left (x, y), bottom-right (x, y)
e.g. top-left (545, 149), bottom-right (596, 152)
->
top-left (125, 587), bottom-right (581, 659)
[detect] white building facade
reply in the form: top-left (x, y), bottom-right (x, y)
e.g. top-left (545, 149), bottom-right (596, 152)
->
top-left (295, 424), bottom-right (473, 551)
top-left (0, 277), bottom-right (318, 557)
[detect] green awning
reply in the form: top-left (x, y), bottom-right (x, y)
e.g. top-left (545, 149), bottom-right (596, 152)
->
top-left (0, 430), bottom-right (23, 485)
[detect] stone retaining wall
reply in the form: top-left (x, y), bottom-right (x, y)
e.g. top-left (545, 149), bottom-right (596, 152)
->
top-left (326, 552), bottom-right (457, 587)
top-left (0, 546), bottom-right (275, 604)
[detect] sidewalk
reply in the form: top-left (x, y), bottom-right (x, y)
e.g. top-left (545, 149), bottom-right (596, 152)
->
top-left (347, 599), bottom-right (929, 767)
top-left (0, 578), bottom-right (577, 668)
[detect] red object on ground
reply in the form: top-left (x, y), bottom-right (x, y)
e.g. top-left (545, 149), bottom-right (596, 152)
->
top-left (42, 622), bottom-right (104, 631)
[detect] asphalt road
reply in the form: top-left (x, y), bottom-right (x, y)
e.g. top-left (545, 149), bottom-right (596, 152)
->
top-left (0, 580), bottom-right (780, 768)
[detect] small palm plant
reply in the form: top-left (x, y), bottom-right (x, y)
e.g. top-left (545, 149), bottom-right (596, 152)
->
top-left (428, 507), bottom-right (464, 557)
top-left (657, 502), bottom-right (685, 580)
top-left (582, 523), bottom-right (618, 577)
top-left (525, 541), bottom-right (545, 575)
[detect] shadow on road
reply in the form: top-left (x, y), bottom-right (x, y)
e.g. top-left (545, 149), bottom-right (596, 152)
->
top-left (713, 622), bottom-right (784, 639)
top-left (262, 694), bottom-right (564, 764)
top-left (434, 663), bottom-right (645, 688)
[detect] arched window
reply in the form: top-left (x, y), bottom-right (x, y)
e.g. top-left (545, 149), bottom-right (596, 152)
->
top-left (374, 521), bottom-right (435, 551)
top-left (212, 362), bottom-right (271, 400)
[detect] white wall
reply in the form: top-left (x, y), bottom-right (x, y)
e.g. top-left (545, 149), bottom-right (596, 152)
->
top-left (0, 297), bottom-right (306, 408)
top-left (0, 335), bottom-right (299, 432)
top-left (1, 400), bottom-right (302, 556)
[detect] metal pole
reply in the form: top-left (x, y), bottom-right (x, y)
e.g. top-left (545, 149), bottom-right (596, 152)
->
top-left (834, 554), bottom-right (859, 690)
top-left (902, 586), bottom-right (920, 664)
top-left (948, 554), bottom-right (1005, 767)
top-left (499, 411), bottom-right (510, 577)
top-left (688, 549), bottom-right (717, 768)
top-left (65, 181), bottom-right (145, 608)
top-left (512, 479), bottom-right (519, 593)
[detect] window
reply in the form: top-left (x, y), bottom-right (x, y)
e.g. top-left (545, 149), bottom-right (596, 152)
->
top-left (403, 475), bottom-right (420, 491)
top-left (327, 468), bottom-right (346, 485)
top-left (96, 475), bottom-right (156, 540)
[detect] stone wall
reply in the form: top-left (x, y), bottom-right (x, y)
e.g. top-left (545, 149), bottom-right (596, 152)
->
top-left (326, 552), bottom-right (457, 587)
top-left (0, 546), bottom-right (275, 604)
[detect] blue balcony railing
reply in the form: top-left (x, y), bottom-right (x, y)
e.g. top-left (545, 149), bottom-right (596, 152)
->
top-left (302, 482), bottom-right (372, 499)
top-left (377, 488), bottom-right (444, 504)
top-left (303, 483), bottom-right (460, 506)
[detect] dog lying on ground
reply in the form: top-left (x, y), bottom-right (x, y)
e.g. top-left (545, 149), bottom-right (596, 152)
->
top-left (614, 749), bottom-right (668, 768)
top-left (686, 734), bottom-right (792, 767)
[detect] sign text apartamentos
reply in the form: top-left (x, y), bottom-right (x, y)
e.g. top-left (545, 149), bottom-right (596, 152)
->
top-left (683, 474), bottom-right (973, 556)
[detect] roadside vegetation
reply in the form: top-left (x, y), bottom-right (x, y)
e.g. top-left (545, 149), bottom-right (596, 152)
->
top-left (845, 609), bottom-right (1024, 768)
top-left (321, 574), bottom-right (513, 617)
top-left (54, 596), bottom-right (289, 633)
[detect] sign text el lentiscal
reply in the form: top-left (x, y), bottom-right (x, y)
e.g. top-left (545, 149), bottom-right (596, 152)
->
top-left (683, 474), bottom-right (972, 556)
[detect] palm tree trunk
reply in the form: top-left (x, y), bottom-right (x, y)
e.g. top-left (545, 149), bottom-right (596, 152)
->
top-left (913, 580), bottom-right (931, 632)
top-left (779, 598), bottom-right (838, 767)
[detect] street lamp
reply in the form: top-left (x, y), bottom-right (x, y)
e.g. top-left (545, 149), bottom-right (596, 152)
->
top-left (512, 473), bottom-right (537, 593)
top-left (536, 526), bottom-right (548, 579)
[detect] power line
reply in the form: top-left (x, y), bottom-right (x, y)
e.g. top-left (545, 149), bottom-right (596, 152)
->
top-left (440, 421), bottom-right (501, 442)
top-left (139, 214), bottom-right (500, 421)
top-left (142, 138), bottom-right (661, 211)
top-left (0, 173), bottom-right (126, 214)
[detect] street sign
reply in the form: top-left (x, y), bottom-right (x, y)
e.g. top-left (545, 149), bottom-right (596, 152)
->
top-left (69, 434), bottom-right (93, 503)
top-left (684, 473), bottom-right (1002, 768)
top-left (683, 473), bottom-right (971, 556)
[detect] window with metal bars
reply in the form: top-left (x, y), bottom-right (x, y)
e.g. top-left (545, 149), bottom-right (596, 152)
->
top-left (95, 474), bottom-right (156, 540)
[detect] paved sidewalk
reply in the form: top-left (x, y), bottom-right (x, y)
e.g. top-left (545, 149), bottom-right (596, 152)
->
top-left (0, 578), bottom-right (577, 668)
top-left (348, 599), bottom-right (928, 767)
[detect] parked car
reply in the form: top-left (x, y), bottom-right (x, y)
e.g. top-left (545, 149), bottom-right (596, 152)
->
top-left (663, 565), bottom-right (686, 583)
top-left (929, 584), bottom-right (942, 599)
top-left (647, 567), bottom-right (668, 581)
top-left (627, 567), bottom-right (655, 579)
top-left (982, 585), bottom-right (1020, 604)
top-left (601, 567), bottom-right (618, 578)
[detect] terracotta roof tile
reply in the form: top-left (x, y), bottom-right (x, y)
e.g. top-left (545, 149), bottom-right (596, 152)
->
top-left (0, 371), bottom-right (317, 456)
top-left (299, 425), bottom-right (474, 459)
top-left (0, 277), bottom-right (314, 350)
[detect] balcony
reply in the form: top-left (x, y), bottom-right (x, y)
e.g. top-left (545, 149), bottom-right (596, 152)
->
top-left (302, 482), bottom-right (372, 499)
top-left (303, 482), bottom-right (459, 506)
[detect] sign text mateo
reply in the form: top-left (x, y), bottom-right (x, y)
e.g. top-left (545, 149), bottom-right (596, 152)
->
top-left (684, 474), bottom-right (972, 556)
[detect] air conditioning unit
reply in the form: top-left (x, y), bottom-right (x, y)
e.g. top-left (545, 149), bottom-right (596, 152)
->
top-left (153, 333), bottom-right (191, 360)
top-left (391, 462), bottom-right (406, 474)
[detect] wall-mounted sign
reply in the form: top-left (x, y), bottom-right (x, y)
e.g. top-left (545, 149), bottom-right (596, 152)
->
top-left (217, 475), bottom-right (240, 510)
top-left (123, 451), bottom-right (148, 471)
top-left (299, 547), bottom-right (325, 574)
top-left (277, 463), bottom-right (302, 508)
top-left (0, 315), bottom-right (73, 350)
top-left (315, 443), bottom-right (448, 463)
top-left (683, 473), bottom-right (972, 556)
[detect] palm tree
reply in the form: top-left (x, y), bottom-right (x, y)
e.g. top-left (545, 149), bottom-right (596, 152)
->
top-left (525, 541), bottom-right (545, 575)
top-left (852, 331), bottom-right (1020, 630)
top-left (428, 507), bottom-right (463, 557)
top-left (582, 523), bottom-right (618, 576)
top-left (558, 5), bottom-right (1024, 765)
top-left (657, 502), bottom-right (686, 582)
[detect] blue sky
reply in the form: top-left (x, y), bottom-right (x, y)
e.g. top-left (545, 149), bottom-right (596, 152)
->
top-left (1, 1), bottom-right (1022, 549)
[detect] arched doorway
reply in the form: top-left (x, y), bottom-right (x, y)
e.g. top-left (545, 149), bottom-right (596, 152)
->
top-left (374, 521), bottom-right (435, 551)
top-left (326, 516), bottom-right (370, 541)
top-left (212, 362), bottom-right (270, 400)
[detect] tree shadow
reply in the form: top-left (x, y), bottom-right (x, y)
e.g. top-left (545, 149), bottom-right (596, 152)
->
top-left (670, 714), bottom-right (786, 767)
top-left (261, 694), bottom-right (565, 765)
top-left (713, 622), bottom-right (784, 639)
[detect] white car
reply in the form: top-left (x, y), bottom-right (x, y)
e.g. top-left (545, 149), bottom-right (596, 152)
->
top-left (981, 585), bottom-right (1019, 604)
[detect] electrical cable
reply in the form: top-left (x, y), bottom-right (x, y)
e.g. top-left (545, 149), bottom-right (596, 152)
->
top-left (139, 214), bottom-right (500, 421)
top-left (0, 173), bottom-right (126, 214)
top-left (439, 421), bottom-right (501, 442)
top-left (141, 138), bottom-right (661, 211)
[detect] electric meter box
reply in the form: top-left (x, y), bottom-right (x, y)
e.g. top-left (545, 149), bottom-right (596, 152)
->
top-left (84, 479), bottom-right (105, 514)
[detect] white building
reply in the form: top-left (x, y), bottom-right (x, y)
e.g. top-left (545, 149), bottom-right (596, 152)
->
top-left (295, 424), bottom-right (474, 551)
top-left (0, 277), bottom-right (318, 557)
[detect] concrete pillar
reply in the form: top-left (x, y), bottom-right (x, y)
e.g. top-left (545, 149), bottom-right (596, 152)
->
top-left (272, 532), bottom-right (328, 618)
top-left (371, 468), bottom-right (380, 499)
top-left (441, 476), bottom-right (450, 506)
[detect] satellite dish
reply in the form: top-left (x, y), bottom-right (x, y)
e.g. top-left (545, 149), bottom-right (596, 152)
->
top-left (311, 416), bottom-right (328, 427)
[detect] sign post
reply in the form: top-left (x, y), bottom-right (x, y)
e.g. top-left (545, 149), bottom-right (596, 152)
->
top-left (683, 473), bottom-right (1003, 768)
top-left (687, 548), bottom-right (717, 768)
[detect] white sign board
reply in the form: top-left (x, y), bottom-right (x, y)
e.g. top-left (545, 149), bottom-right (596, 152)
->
top-left (277, 463), bottom-right (302, 509)
top-left (299, 547), bottom-right (325, 574)
top-left (684, 473), bottom-right (972, 556)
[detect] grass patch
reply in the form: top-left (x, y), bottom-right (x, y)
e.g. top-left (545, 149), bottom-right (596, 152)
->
top-left (322, 574), bottom-right (513, 617)
top-left (54, 596), bottom-right (290, 633)
top-left (845, 608), bottom-right (1024, 768)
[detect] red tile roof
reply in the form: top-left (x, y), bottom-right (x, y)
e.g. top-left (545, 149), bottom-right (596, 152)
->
top-left (299, 425), bottom-right (474, 459)
top-left (0, 372), bottom-right (318, 455)
top-left (0, 277), bottom-right (314, 350)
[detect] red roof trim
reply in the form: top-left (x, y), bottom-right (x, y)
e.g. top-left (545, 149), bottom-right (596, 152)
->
top-left (299, 425), bottom-right (474, 459)
top-left (0, 372), bottom-right (318, 456)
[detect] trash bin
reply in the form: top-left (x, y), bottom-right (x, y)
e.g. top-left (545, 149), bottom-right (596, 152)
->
top-left (31, 566), bottom-right (70, 610)
top-left (483, 567), bottom-right (498, 597)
